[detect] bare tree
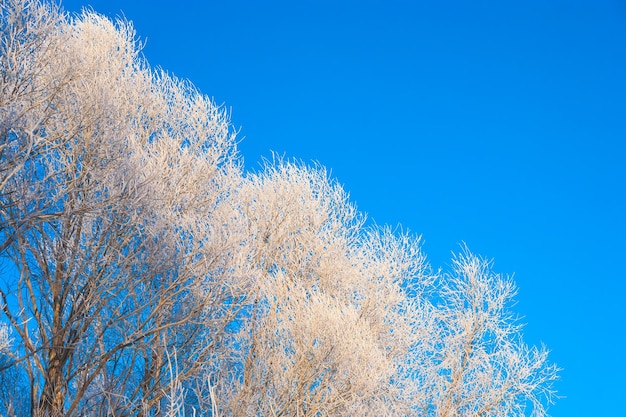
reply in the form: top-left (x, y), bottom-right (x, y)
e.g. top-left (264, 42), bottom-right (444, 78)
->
top-left (220, 161), bottom-right (431, 416)
top-left (0, 0), bottom-right (69, 254)
top-left (214, 160), bottom-right (557, 417)
top-left (0, 2), bottom-right (243, 415)
top-left (408, 248), bottom-right (559, 417)
top-left (1, 1), bottom-right (558, 416)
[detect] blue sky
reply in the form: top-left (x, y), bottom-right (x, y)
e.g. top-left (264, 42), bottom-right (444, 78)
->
top-left (60, 1), bottom-right (626, 415)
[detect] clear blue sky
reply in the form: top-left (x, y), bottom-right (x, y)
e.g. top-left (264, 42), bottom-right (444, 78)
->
top-left (60, 1), bottom-right (626, 415)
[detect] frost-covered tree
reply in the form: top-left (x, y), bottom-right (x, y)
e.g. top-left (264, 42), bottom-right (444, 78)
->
top-left (0, 1), bottom-right (242, 415)
top-left (220, 161), bottom-right (430, 416)
top-left (408, 249), bottom-right (559, 417)
top-left (0, 0), bottom-right (66, 254)
top-left (217, 161), bottom-right (557, 417)
top-left (0, 1), bottom-right (558, 416)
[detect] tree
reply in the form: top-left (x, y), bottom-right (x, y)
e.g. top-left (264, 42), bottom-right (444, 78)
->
top-left (0, 0), bottom-right (67, 254)
top-left (215, 161), bottom-right (557, 417)
top-left (0, 1), bottom-right (244, 415)
top-left (218, 161), bottom-right (430, 416)
top-left (0, 1), bottom-right (558, 416)
top-left (408, 249), bottom-right (559, 417)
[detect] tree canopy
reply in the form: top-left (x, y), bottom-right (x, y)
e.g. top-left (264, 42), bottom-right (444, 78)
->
top-left (0, 0), bottom-right (558, 416)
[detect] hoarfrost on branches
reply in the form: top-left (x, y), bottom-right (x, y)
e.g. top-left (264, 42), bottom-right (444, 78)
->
top-left (0, 1), bottom-right (558, 416)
